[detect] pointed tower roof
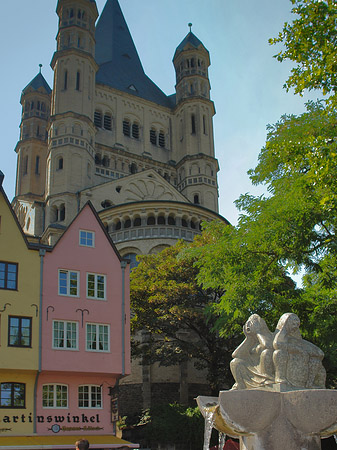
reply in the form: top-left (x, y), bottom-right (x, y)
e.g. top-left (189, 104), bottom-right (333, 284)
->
top-left (95, 0), bottom-right (174, 108)
top-left (22, 72), bottom-right (52, 95)
top-left (174, 31), bottom-right (209, 60)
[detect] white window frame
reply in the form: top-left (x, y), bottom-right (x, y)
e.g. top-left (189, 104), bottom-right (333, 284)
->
top-left (42, 384), bottom-right (68, 409)
top-left (52, 320), bottom-right (79, 350)
top-left (86, 323), bottom-right (110, 352)
top-left (58, 269), bottom-right (79, 297)
top-left (78, 385), bottom-right (103, 409)
top-left (86, 273), bottom-right (106, 300)
top-left (79, 230), bottom-right (95, 248)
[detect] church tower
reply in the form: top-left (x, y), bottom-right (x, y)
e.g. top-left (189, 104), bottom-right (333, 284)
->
top-left (15, 70), bottom-right (51, 202)
top-left (173, 28), bottom-right (219, 213)
top-left (45, 0), bottom-right (99, 238)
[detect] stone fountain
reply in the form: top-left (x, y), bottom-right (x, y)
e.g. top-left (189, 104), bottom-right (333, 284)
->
top-left (197, 313), bottom-right (337, 450)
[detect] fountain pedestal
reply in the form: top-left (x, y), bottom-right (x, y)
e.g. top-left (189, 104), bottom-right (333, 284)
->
top-left (198, 389), bottom-right (337, 450)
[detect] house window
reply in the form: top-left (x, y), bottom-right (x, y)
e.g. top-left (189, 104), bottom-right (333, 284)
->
top-left (94, 110), bottom-right (102, 128)
top-left (0, 383), bottom-right (25, 408)
top-left (8, 316), bottom-right (32, 347)
top-left (79, 230), bottom-right (95, 247)
top-left (53, 320), bottom-right (78, 350)
top-left (0, 262), bottom-right (18, 290)
top-left (58, 270), bottom-right (79, 297)
top-left (87, 273), bottom-right (106, 300)
top-left (86, 323), bottom-right (109, 352)
top-left (42, 384), bottom-right (68, 408)
top-left (104, 113), bottom-right (112, 130)
top-left (123, 119), bottom-right (130, 136)
top-left (78, 385), bottom-right (102, 408)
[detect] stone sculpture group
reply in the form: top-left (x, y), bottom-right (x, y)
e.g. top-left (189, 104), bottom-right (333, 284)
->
top-left (231, 312), bottom-right (326, 391)
top-left (197, 312), bottom-right (337, 450)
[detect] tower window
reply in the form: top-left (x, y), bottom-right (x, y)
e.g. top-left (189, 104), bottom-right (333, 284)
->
top-left (158, 215), bottom-right (165, 225)
top-left (35, 156), bottom-right (40, 175)
top-left (104, 113), bottom-right (112, 130)
top-left (130, 163), bottom-right (137, 174)
top-left (132, 122), bottom-right (139, 139)
top-left (182, 218), bottom-right (188, 227)
top-left (191, 114), bottom-right (196, 134)
top-left (94, 111), bottom-right (102, 128)
top-left (59, 204), bottom-right (66, 222)
top-left (134, 217), bottom-right (141, 227)
top-left (150, 128), bottom-right (157, 145)
top-left (123, 119), bottom-right (131, 137)
top-left (64, 70), bottom-right (68, 90)
top-left (147, 216), bottom-right (155, 225)
top-left (203, 115), bottom-right (207, 135)
top-left (158, 131), bottom-right (165, 148)
top-left (194, 194), bottom-right (200, 204)
top-left (23, 156), bottom-right (28, 175)
top-left (58, 157), bottom-right (63, 171)
top-left (76, 71), bottom-right (80, 91)
top-left (69, 8), bottom-right (74, 18)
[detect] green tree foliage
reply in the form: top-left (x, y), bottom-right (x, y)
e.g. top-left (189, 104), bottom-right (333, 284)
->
top-left (130, 240), bottom-right (238, 393)
top-left (184, 0), bottom-right (337, 384)
top-left (269, 0), bottom-right (337, 103)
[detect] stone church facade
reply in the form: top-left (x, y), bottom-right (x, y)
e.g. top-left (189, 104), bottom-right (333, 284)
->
top-left (13, 0), bottom-right (227, 415)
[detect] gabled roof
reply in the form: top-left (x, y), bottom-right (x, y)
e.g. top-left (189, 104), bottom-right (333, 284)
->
top-left (22, 72), bottom-right (52, 95)
top-left (174, 31), bottom-right (209, 60)
top-left (95, 0), bottom-right (175, 108)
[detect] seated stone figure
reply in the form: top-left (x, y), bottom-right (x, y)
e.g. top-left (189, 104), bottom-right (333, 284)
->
top-left (230, 314), bottom-right (274, 389)
top-left (273, 313), bottom-right (326, 389)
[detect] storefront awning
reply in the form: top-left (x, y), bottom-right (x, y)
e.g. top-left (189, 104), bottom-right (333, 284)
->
top-left (0, 434), bottom-right (139, 449)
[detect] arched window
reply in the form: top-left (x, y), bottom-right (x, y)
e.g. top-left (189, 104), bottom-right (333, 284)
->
top-left (123, 119), bottom-right (131, 136)
top-left (94, 110), bottom-right (102, 128)
top-left (124, 218), bottom-right (131, 228)
top-left (35, 156), bottom-right (40, 175)
top-left (134, 217), bottom-right (141, 227)
top-left (130, 163), bottom-right (137, 174)
top-left (191, 220), bottom-right (197, 229)
top-left (191, 114), bottom-right (196, 134)
top-left (102, 156), bottom-right (109, 167)
top-left (132, 122), bottom-right (139, 139)
top-left (147, 216), bottom-right (155, 225)
top-left (64, 70), bottom-right (68, 90)
top-left (182, 218), bottom-right (188, 228)
top-left (58, 157), bottom-right (63, 170)
top-left (23, 155), bottom-right (28, 175)
top-left (157, 215), bottom-right (165, 225)
top-left (115, 220), bottom-right (121, 231)
top-left (168, 215), bottom-right (176, 226)
top-left (95, 153), bottom-right (102, 165)
top-left (158, 131), bottom-right (165, 148)
top-left (59, 204), bottom-right (66, 221)
top-left (194, 194), bottom-right (200, 204)
top-left (101, 200), bottom-right (112, 208)
top-left (104, 113), bottom-right (112, 130)
top-left (150, 128), bottom-right (157, 145)
top-left (76, 71), bottom-right (80, 91)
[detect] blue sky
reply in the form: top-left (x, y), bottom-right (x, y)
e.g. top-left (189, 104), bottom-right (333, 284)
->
top-left (0, 0), bottom-right (319, 224)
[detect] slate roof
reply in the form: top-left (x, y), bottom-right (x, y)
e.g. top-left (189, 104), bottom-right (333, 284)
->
top-left (22, 72), bottom-right (52, 95)
top-left (95, 0), bottom-right (175, 109)
top-left (174, 31), bottom-right (209, 59)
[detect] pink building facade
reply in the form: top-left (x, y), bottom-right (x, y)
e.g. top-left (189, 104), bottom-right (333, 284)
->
top-left (36, 203), bottom-right (130, 438)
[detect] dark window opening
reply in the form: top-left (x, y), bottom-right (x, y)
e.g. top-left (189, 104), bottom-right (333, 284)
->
top-left (102, 156), bottom-right (109, 167)
top-left (159, 132), bottom-right (165, 148)
top-left (35, 156), bottom-right (40, 175)
top-left (147, 216), bottom-right (155, 225)
top-left (130, 163), bottom-right (137, 174)
top-left (76, 72), bottom-right (80, 91)
top-left (194, 194), bottom-right (200, 204)
top-left (64, 71), bottom-right (68, 90)
top-left (123, 120), bottom-right (130, 137)
top-left (191, 114), bottom-right (196, 134)
top-left (58, 158), bottom-right (63, 170)
top-left (150, 128), bottom-right (157, 145)
top-left (115, 221), bottom-right (121, 231)
top-left (94, 111), bottom-right (102, 128)
top-left (132, 123), bottom-right (139, 139)
top-left (59, 205), bottom-right (66, 221)
top-left (124, 219), bottom-right (131, 229)
top-left (134, 217), bottom-right (141, 227)
top-left (168, 216), bottom-right (176, 226)
top-left (104, 114), bottom-right (112, 130)
top-left (157, 216), bottom-right (165, 225)
top-left (182, 218), bottom-right (188, 227)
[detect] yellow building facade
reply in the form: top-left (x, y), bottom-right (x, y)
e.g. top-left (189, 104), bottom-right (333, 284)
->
top-left (0, 176), bottom-right (40, 435)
